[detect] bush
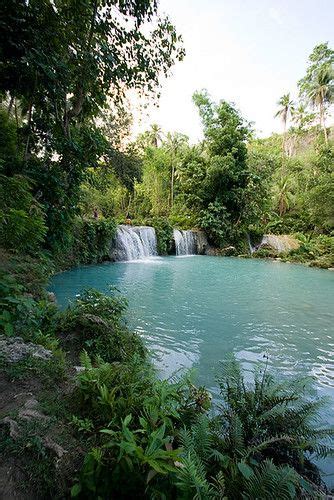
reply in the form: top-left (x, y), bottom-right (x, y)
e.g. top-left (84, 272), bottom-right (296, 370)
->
top-left (72, 218), bottom-right (117, 264)
top-left (72, 353), bottom-right (211, 498)
top-left (148, 217), bottom-right (173, 254)
top-left (0, 271), bottom-right (59, 350)
top-left (72, 355), bottom-right (332, 499)
top-left (0, 174), bottom-right (47, 254)
top-left (58, 288), bottom-right (146, 362)
top-left (288, 234), bottom-right (334, 267)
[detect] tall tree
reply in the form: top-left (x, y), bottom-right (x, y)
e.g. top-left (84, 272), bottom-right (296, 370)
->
top-left (190, 90), bottom-right (253, 244)
top-left (298, 42), bottom-right (334, 144)
top-left (292, 103), bottom-right (315, 131)
top-left (306, 64), bottom-right (334, 144)
top-left (275, 93), bottom-right (294, 156)
top-left (0, 0), bottom-right (184, 249)
top-left (149, 124), bottom-right (163, 148)
top-left (165, 132), bottom-right (188, 208)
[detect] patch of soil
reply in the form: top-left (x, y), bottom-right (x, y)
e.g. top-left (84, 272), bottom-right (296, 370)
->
top-left (0, 373), bottom-right (42, 417)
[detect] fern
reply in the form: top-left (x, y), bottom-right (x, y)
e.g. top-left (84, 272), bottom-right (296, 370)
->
top-left (243, 460), bottom-right (298, 499)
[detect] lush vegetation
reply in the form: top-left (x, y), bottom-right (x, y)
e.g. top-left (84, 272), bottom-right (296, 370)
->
top-left (0, 271), bottom-right (333, 498)
top-left (0, 1), bottom-right (333, 497)
top-left (1, 10), bottom-right (333, 263)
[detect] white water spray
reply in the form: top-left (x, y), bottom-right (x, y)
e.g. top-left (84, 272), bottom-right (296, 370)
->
top-left (111, 225), bottom-right (158, 261)
top-left (173, 229), bottom-right (198, 256)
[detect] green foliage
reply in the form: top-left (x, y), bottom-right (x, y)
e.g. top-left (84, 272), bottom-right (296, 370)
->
top-left (0, 271), bottom-right (59, 350)
top-left (288, 233), bottom-right (334, 268)
top-left (0, 0), bottom-right (184, 253)
top-left (213, 357), bottom-right (333, 493)
top-left (58, 288), bottom-right (145, 362)
top-left (0, 174), bottom-right (47, 254)
top-left (198, 201), bottom-right (232, 247)
top-left (149, 217), bottom-right (173, 254)
top-left (71, 341), bottom-right (332, 499)
top-left (180, 90), bottom-right (263, 245)
top-left (72, 218), bottom-right (116, 264)
top-left (0, 108), bottom-right (21, 174)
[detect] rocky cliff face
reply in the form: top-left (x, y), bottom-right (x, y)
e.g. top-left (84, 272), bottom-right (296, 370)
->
top-left (195, 230), bottom-right (210, 255)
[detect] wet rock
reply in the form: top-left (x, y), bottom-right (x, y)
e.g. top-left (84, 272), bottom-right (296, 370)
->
top-left (221, 245), bottom-right (237, 256)
top-left (47, 292), bottom-right (57, 303)
top-left (0, 335), bottom-right (52, 363)
top-left (195, 230), bottom-right (210, 255)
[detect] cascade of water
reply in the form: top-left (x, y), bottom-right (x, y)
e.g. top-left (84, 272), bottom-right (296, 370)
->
top-left (173, 229), bottom-right (198, 255)
top-left (246, 233), bottom-right (255, 254)
top-left (111, 225), bottom-right (158, 261)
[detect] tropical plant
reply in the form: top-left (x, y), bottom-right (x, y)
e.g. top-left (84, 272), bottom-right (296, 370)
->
top-left (305, 64), bottom-right (334, 144)
top-left (298, 42), bottom-right (334, 144)
top-left (58, 288), bottom-right (146, 362)
top-left (213, 356), bottom-right (333, 494)
top-left (275, 93), bottom-right (295, 157)
top-left (0, 174), bottom-right (47, 254)
top-left (273, 175), bottom-right (294, 216)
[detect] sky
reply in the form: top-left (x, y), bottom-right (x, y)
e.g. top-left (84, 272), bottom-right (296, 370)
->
top-left (132, 0), bottom-right (334, 142)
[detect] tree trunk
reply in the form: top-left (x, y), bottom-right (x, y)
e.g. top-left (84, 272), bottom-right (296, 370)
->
top-left (7, 95), bottom-right (14, 115)
top-left (281, 118), bottom-right (287, 175)
top-left (24, 102), bottom-right (33, 161)
top-left (170, 163), bottom-right (175, 208)
top-left (319, 96), bottom-right (328, 144)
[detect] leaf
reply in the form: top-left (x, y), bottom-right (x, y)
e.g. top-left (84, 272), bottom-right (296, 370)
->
top-left (299, 477), bottom-right (314, 493)
top-left (237, 461), bottom-right (254, 480)
top-left (4, 322), bottom-right (14, 336)
top-left (123, 414), bottom-right (132, 427)
top-left (146, 468), bottom-right (158, 484)
top-left (70, 483), bottom-right (82, 497)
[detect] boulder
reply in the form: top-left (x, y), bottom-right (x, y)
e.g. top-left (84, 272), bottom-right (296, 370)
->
top-left (258, 234), bottom-right (300, 254)
top-left (0, 335), bottom-right (53, 363)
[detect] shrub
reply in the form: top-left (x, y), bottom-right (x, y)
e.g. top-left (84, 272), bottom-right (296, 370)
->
top-left (72, 218), bottom-right (117, 264)
top-left (148, 217), bottom-right (173, 254)
top-left (58, 288), bottom-right (146, 362)
top-left (72, 353), bottom-right (211, 498)
top-left (0, 271), bottom-right (59, 350)
top-left (0, 174), bottom-right (47, 254)
top-left (288, 233), bottom-right (334, 267)
top-left (72, 356), bottom-right (332, 499)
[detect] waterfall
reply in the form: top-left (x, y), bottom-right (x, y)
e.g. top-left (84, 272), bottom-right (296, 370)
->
top-left (246, 233), bottom-right (255, 254)
top-left (111, 225), bottom-right (158, 261)
top-left (173, 229), bottom-right (198, 256)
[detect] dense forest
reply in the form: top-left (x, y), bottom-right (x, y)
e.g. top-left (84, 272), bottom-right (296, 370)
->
top-left (0, 1), bottom-right (333, 498)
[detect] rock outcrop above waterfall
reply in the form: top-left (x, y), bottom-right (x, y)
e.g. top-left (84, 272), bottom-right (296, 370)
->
top-left (258, 234), bottom-right (300, 254)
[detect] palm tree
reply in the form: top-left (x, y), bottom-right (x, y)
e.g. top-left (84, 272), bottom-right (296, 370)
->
top-left (165, 132), bottom-right (188, 208)
top-left (292, 103), bottom-right (307, 130)
top-left (275, 93), bottom-right (295, 156)
top-left (306, 63), bottom-right (334, 144)
top-left (274, 175), bottom-right (293, 216)
top-left (149, 123), bottom-right (163, 147)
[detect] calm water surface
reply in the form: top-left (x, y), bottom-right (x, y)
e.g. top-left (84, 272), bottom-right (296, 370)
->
top-left (50, 256), bottom-right (334, 481)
